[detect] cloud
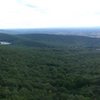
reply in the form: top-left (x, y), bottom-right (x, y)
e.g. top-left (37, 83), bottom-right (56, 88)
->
top-left (16, 0), bottom-right (46, 14)
top-left (0, 0), bottom-right (100, 29)
top-left (16, 0), bottom-right (37, 8)
top-left (25, 4), bottom-right (37, 8)
top-left (25, 4), bottom-right (47, 14)
top-left (94, 12), bottom-right (100, 15)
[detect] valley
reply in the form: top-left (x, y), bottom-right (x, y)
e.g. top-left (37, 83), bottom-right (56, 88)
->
top-left (0, 31), bottom-right (100, 100)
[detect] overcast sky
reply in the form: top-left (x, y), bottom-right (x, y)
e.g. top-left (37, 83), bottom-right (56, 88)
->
top-left (0, 0), bottom-right (100, 29)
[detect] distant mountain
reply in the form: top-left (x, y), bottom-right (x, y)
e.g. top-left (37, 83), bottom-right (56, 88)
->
top-left (1, 28), bottom-right (100, 38)
top-left (17, 34), bottom-right (100, 48)
top-left (0, 33), bottom-right (50, 48)
top-left (1, 32), bottom-right (100, 48)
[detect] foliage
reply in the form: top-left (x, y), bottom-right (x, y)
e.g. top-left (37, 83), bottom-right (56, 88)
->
top-left (0, 45), bottom-right (99, 100)
top-left (0, 34), bottom-right (100, 99)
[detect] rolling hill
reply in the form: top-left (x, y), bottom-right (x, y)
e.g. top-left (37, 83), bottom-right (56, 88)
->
top-left (0, 32), bottom-right (100, 99)
top-left (0, 33), bottom-right (50, 48)
top-left (17, 34), bottom-right (100, 48)
top-left (1, 32), bottom-right (100, 49)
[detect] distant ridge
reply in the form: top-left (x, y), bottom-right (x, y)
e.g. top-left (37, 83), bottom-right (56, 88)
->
top-left (1, 31), bottom-right (100, 48)
top-left (17, 34), bottom-right (100, 48)
top-left (0, 33), bottom-right (51, 48)
top-left (0, 28), bottom-right (100, 38)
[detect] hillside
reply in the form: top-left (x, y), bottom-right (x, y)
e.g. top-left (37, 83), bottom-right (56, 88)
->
top-left (0, 45), bottom-right (99, 99)
top-left (0, 33), bottom-right (50, 48)
top-left (1, 32), bottom-right (100, 49)
top-left (1, 30), bottom-right (100, 49)
top-left (0, 33), bottom-right (100, 99)
top-left (17, 34), bottom-right (100, 48)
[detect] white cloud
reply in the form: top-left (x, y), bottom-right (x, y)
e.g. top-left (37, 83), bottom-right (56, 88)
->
top-left (0, 0), bottom-right (100, 28)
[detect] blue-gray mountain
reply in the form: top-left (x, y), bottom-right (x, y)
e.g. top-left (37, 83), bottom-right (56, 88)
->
top-left (0, 28), bottom-right (100, 38)
top-left (1, 32), bottom-right (100, 48)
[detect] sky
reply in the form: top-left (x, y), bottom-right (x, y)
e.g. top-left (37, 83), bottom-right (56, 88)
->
top-left (0, 0), bottom-right (100, 29)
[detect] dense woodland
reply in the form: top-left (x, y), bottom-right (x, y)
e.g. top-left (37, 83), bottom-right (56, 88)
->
top-left (0, 33), bottom-right (100, 99)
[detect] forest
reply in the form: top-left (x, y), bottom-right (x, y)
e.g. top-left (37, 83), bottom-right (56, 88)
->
top-left (0, 33), bottom-right (100, 100)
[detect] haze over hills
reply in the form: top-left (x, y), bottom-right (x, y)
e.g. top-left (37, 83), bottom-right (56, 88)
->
top-left (0, 28), bottom-right (100, 38)
top-left (1, 32), bottom-right (100, 49)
